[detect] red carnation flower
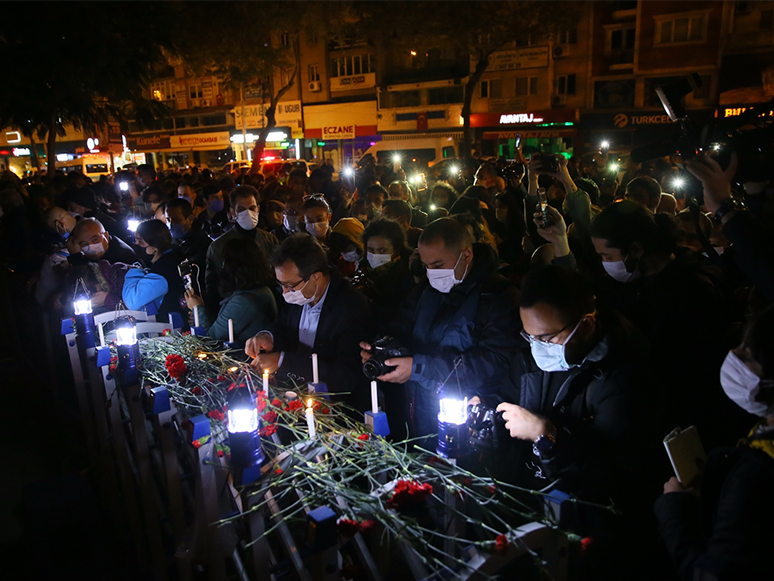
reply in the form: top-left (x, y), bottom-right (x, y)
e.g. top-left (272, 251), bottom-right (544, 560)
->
top-left (257, 396), bottom-right (267, 412)
top-left (322, 406), bottom-right (331, 415)
top-left (191, 387), bottom-right (202, 395)
top-left (389, 480), bottom-right (433, 507)
top-left (487, 484), bottom-right (497, 496)
top-left (273, 466), bottom-right (282, 475)
top-left (162, 329), bottom-right (172, 336)
top-left (260, 423), bottom-right (278, 437)
top-left (165, 354), bottom-right (187, 379)
top-left (182, 330), bottom-right (191, 336)
top-left (495, 534), bottom-right (509, 553)
top-left (271, 398), bottom-right (282, 408)
top-left (313, 401), bottom-right (322, 411)
top-left (263, 411), bottom-right (278, 424)
top-left (357, 433), bottom-right (369, 441)
top-left (580, 537), bottom-right (594, 556)
top-left (217, 375), bottom-right (226, 381)
top-left (286, 400), bottom-right (304, 412)
top-left (217, 449), bottom-right (224, 458)
top-left (336, 518), bottom-right (360, 537)
top-left (192, 440), bottom-right (201, 449)
top-left (359, 520), bottom-right (375, 534)
top-left (208, 410), bottom-right (225, 422)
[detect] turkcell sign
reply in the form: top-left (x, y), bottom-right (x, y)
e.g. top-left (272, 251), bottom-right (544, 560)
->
top-left (322, 125), bottom-right (355, 139)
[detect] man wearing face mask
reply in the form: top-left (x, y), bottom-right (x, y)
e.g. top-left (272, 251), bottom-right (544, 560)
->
top-left (195, 185), bottom-right (230, 239)
top-left (165, 198), bottom-right (210, 294)
top-left (655, 305), bottom-right (774, 581)
top-left (36, 207), bottom-right (79, 306)
top-left (271, 195), bottom-right (303, 242)
top-left (499, 265), bottom-right (665, 578)
top-left (205, 185), bottom-right (279, 309)
top-left (245, 234), bottom-right (372, 411)
top-left (67, 217), bottom-right (140, 266)
top-left (360, 217), bottom-right (520, 443)
top-left (301, 195), bottom-right (332, 243)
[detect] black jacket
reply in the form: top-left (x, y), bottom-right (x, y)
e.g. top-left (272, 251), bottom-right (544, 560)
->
top-left (101, 235), bottom-right (141, 265)
top-left (270, 273), bottom-right (373, 410)
top-left (149, 248), bottom-right (187, 323)
top-left (654, 427), bottom-right (774, 581)
top-left (176, 223), bottom-right (211, 296)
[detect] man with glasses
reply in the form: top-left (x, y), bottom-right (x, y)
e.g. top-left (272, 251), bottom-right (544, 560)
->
top-left (361, 217), bottom-right (520, 445)
top-left (245, 233), bottom-right (372, 410)
top-left (497, 264), bottom-right (662, 576)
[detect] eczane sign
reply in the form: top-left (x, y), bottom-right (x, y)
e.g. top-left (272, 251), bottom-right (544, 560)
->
top-left (322, 125), bottom-right (355, 140)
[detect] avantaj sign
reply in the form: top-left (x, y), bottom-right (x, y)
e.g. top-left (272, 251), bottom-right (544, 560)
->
top-left (499, 113), bottom-right (544, 124)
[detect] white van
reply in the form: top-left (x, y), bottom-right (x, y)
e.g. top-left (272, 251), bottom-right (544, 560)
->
top-left (357, 135), bottom-right (459, 169)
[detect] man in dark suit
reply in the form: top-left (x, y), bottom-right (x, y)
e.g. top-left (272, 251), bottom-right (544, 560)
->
top-left (245, 234), bottom-right (372, 410)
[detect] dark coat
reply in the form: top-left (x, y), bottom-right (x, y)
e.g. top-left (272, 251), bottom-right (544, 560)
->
top-left (654, 431), bottom-right (774, 581)
top-left (176, 222), bottom-right (211, 295)
top-left (404, 243), bottom-right (521, 441)
top-left (101, 235), bottom-right (141, 265)
top-left (270, 273), bottom-right (373, 410)
top-left (149, 248), bottom-right (187, 323)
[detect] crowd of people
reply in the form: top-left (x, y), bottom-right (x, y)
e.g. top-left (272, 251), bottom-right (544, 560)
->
top-left (1, 143), bottom-right (772, 580)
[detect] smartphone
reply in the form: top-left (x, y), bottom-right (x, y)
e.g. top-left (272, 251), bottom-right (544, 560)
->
top-left (534, 153), bottom-right (559, 174)
top-left (538, 188), bottom-right (552, 227)
top-left (515, 133), bottom-right (522, 149)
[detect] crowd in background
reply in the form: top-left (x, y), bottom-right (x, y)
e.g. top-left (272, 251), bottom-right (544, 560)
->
top-left (1, 141), bottom-right (773, 580)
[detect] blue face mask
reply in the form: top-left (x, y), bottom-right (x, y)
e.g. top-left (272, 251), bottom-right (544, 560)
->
top-left (208, 199), bottom-right (224, 213)
top-left (169, 223), bottom-right (188, 240)
top-left (61, 231), bottom-right (70, 241)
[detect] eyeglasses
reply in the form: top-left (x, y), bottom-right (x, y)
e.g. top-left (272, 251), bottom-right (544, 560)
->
top-left (278, 276), bottom-right (309, 292)
top-left (303, 193), bottom-right (327, 201)
top-left (520, 323), bottom-right (572, 346)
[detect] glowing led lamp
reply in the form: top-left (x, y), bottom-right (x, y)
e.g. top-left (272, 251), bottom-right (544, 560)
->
top-left (228, 407), bottom-right (258, 434)
top-left (437, 393), bottom-right (470, 459)
top-left (439, 396), bottom-right (468, 425)
top-left (227, 381), bottom-right (264, 470)
top-left (127, 219), bottom-right (140, 232)
top-left (73, 297), bottom-right (92, 316)
top-left (115, 320), bottom-right (137, 346)
top-left (114, 315), bottom-right (140, 383)
top-left (71, 278), bottom-right (96, 346)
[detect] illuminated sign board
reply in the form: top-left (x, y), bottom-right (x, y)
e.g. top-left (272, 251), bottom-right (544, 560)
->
top-left (499, 113), bottom-right (544, 124)
top-left (471, 109), bottom-right (576, 128)
top-left (12, 148), bottom-right (31, 156)
top-left (719, 106), bottom-right (774, 118)
top-left (322, 125), bottom-right (355, 140)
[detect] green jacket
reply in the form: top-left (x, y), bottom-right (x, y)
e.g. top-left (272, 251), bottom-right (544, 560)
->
top-left (195, 287), bottom-right (277, 346)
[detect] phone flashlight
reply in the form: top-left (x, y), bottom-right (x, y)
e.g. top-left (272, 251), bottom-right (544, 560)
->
top-left (119, 181), bottom-right (129, 192)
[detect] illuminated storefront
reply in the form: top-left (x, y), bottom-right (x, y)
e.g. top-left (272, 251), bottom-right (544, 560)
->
top-left (471, 109), bottom-right (579, 158)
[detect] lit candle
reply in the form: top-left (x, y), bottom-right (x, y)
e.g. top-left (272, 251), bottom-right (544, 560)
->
top-left (262, 369), bottom-right (269, 396)
top-left (305, 398), bottom-right (316, 439)
top-left (370, 380), bottom-right (378, 415)
top-left (312, 353), bottom-right (319, 384)
top-left (228, 318), bottom-right (234, 343)
top-left (193, 305), bottom-right (199, 327)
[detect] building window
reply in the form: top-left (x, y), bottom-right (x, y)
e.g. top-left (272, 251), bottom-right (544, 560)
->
top-left (281, 32), bottom-right (290, 47)
top-left (761, 9), bottom-right (774, 30)
top-left (428, 86), bottom-right (464, 105)
top-left (189, 84), bottom-right (203, 100)
top-left (188, 116), bottom-right (200, 128)
top-left (174, 117), bottom-right (186, 129)
top-left (558, 28), bottom-right (578, 44)
top-left (515, 76), bottom-right (538, 96)
top-left (656, 12), bottom-right (708, 45)
top-left (308, 64), bottom-right (320, 83)
top-left (489, 78), bottom-right (502, 99)
top-left (608, 26), bottom-right (636, 51)
top-left (379, 90), bottom-right (422, 109)
top-left (202, 114), bottom-right (226, 126)
top-left (150, 80), bottom-right (175, 101)
top-left (330, 54), bottom-right (373, 78)
top-left (480, 80), bottom-right (489, 98)
top-left (515, 35), bottom-right (534, 47)
top-left (308, 29), bottom-right (318, 44)
top-left (556, 74), bottom-right (576, 95)
top-left (594, 78), bottom-right (636, 109)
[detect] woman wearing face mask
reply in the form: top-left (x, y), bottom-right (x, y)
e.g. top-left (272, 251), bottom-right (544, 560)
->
top-left (184, 238), bottom-right (277, 347)
top-left (301, 195), bottom-right (332, 243)
top-left (124, 219), bottom-right (187, 323)
top-left (590, 200), bottom-right (738, 447)
top-left (655, 305), bottom-right (774, 581)
top-left (359, 219), bottom-right (415, 316)
top-left (329, 217), bottom-right (364, 278)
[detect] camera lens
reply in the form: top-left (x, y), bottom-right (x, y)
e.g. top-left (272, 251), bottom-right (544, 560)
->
top-left (362, 359), bottom-right (383, 380)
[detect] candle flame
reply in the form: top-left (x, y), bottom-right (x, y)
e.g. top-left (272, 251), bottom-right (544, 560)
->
top-left (307, 398), bottom-right (313, 409)
top-left (229, 366), bottom-right (238, 372)
top-left (197, 353), bottom-right (207, 359)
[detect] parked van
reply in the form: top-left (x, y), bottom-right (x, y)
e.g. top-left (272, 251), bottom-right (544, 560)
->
top-left (357, 135), bottom-right (459, 170)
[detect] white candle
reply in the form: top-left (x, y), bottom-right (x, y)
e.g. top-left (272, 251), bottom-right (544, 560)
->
top-left (98, 321), bottom-right (106, 347)
top-left (305, 399), bottom-right (316, 438)
top-left (262, 369), bottom-right (269, 396)
top-left (312, 353), bottom-right (319, 384)
top-left (228, 319), bottom-right (234, 343)
top-left (370, 381), bottom-right (378, 415)
top-left (193, 305), bottom-right (199, 327)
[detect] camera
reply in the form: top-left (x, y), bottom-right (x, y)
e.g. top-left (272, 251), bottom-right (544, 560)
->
top-left (532, 153), bottom-right (559, 175)
top-left (467, 403), bottom-right (506, 450)
top-left (177, 259), bottom-right (194, 292)
top-left (362, 336), bottom-right (411, 380)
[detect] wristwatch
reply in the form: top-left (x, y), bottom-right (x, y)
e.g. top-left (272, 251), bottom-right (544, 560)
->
top-left (713, 199), bottom-right (744, 223)
top-left (533, 428), bottom-right (558, 456)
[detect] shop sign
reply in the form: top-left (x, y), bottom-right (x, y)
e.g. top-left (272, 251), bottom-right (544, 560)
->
top-left (500, 113), bottom-right (544, 124)
top-left (170, 132), bottom-right (231, 148)
top-left (322, 125), bottom-right (355, 140)
top-left (12, 147), bottom-right (31, 156)
top-left (483, 130), bottom-right (575, 140)
top-left (612, 113), bottom-right (673, 128)
top-left (489, 98), bottom-right (526, 113)
top-left (482, 46), bottom-right (549, 72)
top-left (127, 134), bottom-right (171, 150)
top-left (718, 106), bottom-right (774, 118)
top-left (233, 100), bottom-right (303, 131)
top-left (471, 109), bottom-right (576, 128)
top-left (330, 72), bottom-right (376, 92)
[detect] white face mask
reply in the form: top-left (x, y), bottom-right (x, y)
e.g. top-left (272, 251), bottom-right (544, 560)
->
top-left (713, 245), bottom-right (726, 256)
top-left (367, 252), bottom-right (392, 269)
top-left (306, 221), bottom-right (328, 239)
top-left (236, 209), bottom-right (260, 230)
top-left (528, 318), bottom-right (584, 373)
top-left (602, 258), bottom-right (640, 283)
top-left (427, 252), bottom-right (467, 294)
top-left (283, 278), bottom-right (316, 306)
top-left (342, 250), bottom-right (359, 263)
top-left (67, 210), bottom-right (80, 218)
top-left (720, 351), bottom-right (774, 417)
top-left (83, 241), bottom-right (105, 257)
top-left (283, 214), bottom-right (298, 232)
